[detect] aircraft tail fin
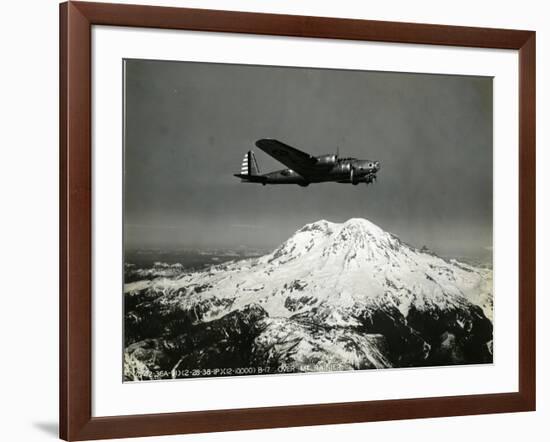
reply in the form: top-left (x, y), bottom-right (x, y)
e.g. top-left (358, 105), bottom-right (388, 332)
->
top-left (240, 150), bottom-right (261, 176)
top-left (235, 150), bottom-right (266, 183)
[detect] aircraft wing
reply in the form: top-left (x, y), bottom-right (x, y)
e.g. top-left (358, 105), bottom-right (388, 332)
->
top-left (255, 139), bottom-right (317, 180)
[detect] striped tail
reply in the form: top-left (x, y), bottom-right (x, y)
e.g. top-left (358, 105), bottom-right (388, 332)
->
top-left (234, 150), bottom-right (265, 183)
top-left (240, 150), bottom-right (260, 176)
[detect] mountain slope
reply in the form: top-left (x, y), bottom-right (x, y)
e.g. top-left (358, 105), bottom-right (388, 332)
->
top-left (124, 218), bottom-right (493, 381)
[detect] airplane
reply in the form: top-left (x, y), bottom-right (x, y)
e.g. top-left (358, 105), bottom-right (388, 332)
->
top-left (234, 139), bottom-right (380, 187)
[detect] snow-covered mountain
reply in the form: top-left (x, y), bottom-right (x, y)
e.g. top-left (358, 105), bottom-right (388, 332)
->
top-left (124, 218), bottom-right (493, 381)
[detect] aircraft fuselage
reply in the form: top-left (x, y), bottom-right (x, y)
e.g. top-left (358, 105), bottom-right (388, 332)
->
top-left (234, 139), bottom-right (380, 187)
top-left (262, 159), bottom-right (379, 186)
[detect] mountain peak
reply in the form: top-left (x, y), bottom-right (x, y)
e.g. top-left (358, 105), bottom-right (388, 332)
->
top-left (125, 218), bottom-right (494, 380)
top-left (263, 217), bottom-right (399, 270)
top-left (298, 218), bottom-right (384, 236)
top-left (125, 216), bottom-right (492, 322)
top-left (343, 217), bottom-right (380, 228)
top-left (125, 218), bottom-right (493, 379)
top-left (340, 217), bottom-right (385, 237)
top-left (297, 219), bottom-right (335, 233)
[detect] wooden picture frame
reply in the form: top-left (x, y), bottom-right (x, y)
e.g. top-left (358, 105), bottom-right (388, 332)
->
top-left (60, 1), bottom-right (536, 440)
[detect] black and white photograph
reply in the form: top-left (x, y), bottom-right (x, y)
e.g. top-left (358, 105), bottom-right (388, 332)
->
top-left (123, 59), bottom-right (494, 381)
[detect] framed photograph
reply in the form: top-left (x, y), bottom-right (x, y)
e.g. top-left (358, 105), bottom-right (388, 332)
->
top-left (60, 1), bottom-right (536, 440)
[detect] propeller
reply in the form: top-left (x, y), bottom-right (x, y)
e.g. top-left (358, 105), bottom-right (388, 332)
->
top-left (366, 174), bottom-right (377, 186)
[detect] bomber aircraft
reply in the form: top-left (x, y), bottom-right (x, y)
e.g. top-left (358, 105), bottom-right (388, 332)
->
top-left (234, 139), bottom-right (380, 187)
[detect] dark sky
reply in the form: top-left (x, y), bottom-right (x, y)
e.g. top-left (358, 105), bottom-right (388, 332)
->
top-left (124, 59), bottom-right (493, 259)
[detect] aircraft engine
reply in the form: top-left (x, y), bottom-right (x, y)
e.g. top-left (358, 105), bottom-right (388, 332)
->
top-left (350, 166), bottom-right (359, 185)
top-left (316, 154), bottom-right (338, 166)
